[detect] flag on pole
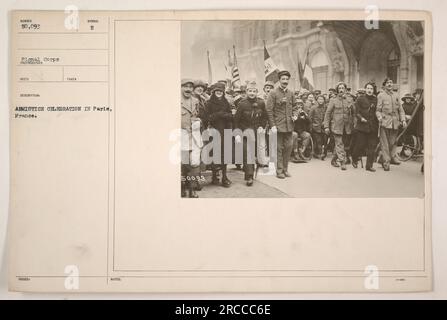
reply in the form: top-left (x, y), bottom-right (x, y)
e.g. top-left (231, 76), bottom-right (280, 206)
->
top-left (231, 45), bottom-right (241, 88)
top-left (300, 48), bottom-right (314, 91)
top-left (264, 42), bottom-right (279, 83)
top-left (207, 50), bottom-right (213, 85)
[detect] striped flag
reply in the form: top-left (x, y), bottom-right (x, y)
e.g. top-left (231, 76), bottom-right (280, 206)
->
top-left (300, 48), bottom-right (314, 91)
top-left (231, 45), bottom-right (241, 87)
top-left (264, 42), bottom-right (279, 83)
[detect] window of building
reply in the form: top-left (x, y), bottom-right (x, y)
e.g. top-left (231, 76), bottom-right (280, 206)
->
top-left (387, 49), bottom-right (400, 83)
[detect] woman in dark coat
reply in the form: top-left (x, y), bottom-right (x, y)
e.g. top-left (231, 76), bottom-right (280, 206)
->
top-left (401, 93), bottom-right (423, 139)
top-left (351, 82), bottom-right (379, 171)
top-left (203, 82), bottom-right (233, 187)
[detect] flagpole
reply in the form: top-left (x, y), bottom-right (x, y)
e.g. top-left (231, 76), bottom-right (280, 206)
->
top-left (233, 45), bottom-right (237, 67)
top-left (263, 40), bottom-right (266, 82)
top-left (207, 50), bottom-right (212, 84)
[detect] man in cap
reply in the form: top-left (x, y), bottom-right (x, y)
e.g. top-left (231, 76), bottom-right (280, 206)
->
top-left (292, 101), bottom-right (312, 162)
top-left (376, 77), bottom-right (407, 171)
top-left (266, 70), bottom-right (299, 178)
top-left (261, 81), bottom-right (275, 100)
top-left (193, 80), bottom-right (209, 120)
top-left (181, 79), bottom-right (202, 198)
top-left (309, 94), bottom-right (328, 160)
top-left (300, 89), bottom-right (310, 103)
top-left (234, 85), bottom-right (247, 107)
top-left (234, 81), bottom-right (268, 186)
top-left (328, 88), bottom-right (336, 100)
top-left (304, 92), bottom-right (316, 115)
top-left (323, 81), bottom-right (354, 170)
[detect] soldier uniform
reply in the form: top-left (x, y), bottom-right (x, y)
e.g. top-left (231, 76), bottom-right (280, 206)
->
top-left (309, 97), bottom-right (328, 159)
top-left (323, 84), bottom-right (354, 169)
top-left (265, 70), bottom-right (299, 178)
top-left (181, 79), bottom-right (202, 197)
top-left (376, 83), bottom-right (406, 169)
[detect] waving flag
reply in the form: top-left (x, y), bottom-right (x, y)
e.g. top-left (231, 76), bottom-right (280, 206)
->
top-left (231, 45), bottom-right (241, 87)
top-left (300, 48), bottom-right (314, 91)
top-left (264, 42), bottom-right (279, 83)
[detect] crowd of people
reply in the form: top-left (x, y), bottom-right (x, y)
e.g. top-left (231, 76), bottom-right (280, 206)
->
top-left (180, 70), bottom-right (423, 198)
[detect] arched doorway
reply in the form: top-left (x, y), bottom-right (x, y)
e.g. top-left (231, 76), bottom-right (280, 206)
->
top-left (358, 31), bottom-right (399, 88)
top-left (310, 50), bottom-right (329, 93)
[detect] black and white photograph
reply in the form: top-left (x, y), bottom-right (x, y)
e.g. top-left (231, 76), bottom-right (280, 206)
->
top-left (181, 19), bottom-right (425, 198)
top-left (4, 6), bottom-right (439, 296)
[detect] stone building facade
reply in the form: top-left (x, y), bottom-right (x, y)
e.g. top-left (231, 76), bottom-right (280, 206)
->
top-left (233, 20), bottom-right (424, 95)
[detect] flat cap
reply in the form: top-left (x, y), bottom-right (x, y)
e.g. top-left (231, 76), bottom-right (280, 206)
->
top-left (278, 70), bottom-right (291, 79)
top-left (246, 81), bottom-right (257, 90)
top-left (264, 81), bottom-right (275, 88)
top-left (181, 78), bottom-right (194, 86)
top-left (193, 80), bottom-right (206, 89)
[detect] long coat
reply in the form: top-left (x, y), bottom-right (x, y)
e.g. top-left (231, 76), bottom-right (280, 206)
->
top-left (265, 86), bottom-right (299, 132)
top-left (181, 95), bottom-right (202, 151)
top-left (234, 97), bottom-right (267, 131)
top-left (202, 95), bottom-right (233, 165)
top-left (354, 94), bottom-right (379, 134)
top-left (323, 94), bottom-right (354, 135)
top-left (203, 96), bottom-right (233, 132)
top-left (403, 101), bottom-right (424, 137)
top-left (376, 90), bottom-right (406, 130)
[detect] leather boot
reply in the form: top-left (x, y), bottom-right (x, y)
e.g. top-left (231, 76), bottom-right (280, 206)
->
top-left (181, 181), bottom-right (187, 197)
top-left (188, 182), bottom-right (199, 198)
top-left (331, 156), bottom-right (339, 167)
